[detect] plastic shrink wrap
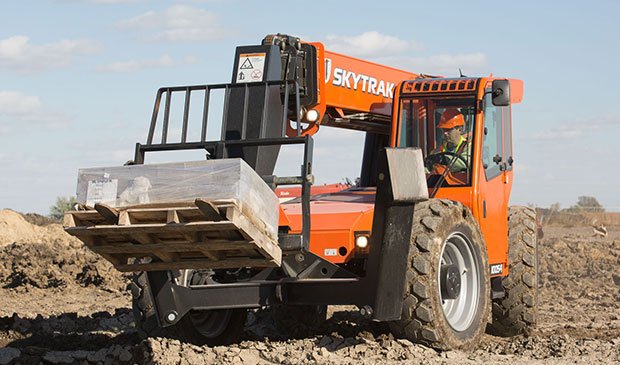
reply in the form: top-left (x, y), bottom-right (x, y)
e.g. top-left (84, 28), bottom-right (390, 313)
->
top-left (76, 159), bottom-right (279, 238)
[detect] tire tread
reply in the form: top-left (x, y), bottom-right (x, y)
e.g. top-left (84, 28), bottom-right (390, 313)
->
top-left (488, 205), bottom-right (538, 336)
top-left (389, 199), bottom-right (490, 350)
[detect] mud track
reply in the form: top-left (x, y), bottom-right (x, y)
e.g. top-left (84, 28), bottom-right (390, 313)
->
top-left (0, 209), bottom-right (619, 364)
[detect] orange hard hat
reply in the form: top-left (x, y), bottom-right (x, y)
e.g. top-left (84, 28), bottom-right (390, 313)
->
top-left (437, 109), bottom-right (465, 129)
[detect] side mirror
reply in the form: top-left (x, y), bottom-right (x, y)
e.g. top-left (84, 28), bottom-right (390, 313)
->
top-left (492, 79), bottom-right (510, 107)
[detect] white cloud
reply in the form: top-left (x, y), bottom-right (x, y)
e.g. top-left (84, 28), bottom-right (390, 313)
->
top-left (0, 90), bottom-right (40, 114)
top-left (0, 91), bottom-right (69, 130)
top-left (584, 114), bottom-right (620, 130)
top-left (0, 36), bottom-right (101, 73)
top-left (323, 31), bottom-right (485, 76)
top-left (116, 5), bottom-right (224, 42)
top-left (415, 53), bottom-right (487, 75)
top-left (96, 54), bottom-right (175, 73)
top-left (379, 53), bottom-right (488, 76)
top-left (531, 126), bottom-right (582, 140)
top-left (325, 31), bottom-right (423, 58)
top-left (531, 114), bottom-right (620, 141)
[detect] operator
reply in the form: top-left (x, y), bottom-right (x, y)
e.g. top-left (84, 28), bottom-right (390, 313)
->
top-left (425, 109), bottom-right (470, 173)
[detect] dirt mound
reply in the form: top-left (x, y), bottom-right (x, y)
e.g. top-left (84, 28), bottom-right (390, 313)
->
top-left (20, 212), bottom-right (59, 227)
top-left (0, 210), bottom-right (44, 247)
top-left (0, 209), bottom-right (77, 247)
top-left (0, 240), bottom-right (127, 292)
top-left (0, 209), bottom-right (128, 292)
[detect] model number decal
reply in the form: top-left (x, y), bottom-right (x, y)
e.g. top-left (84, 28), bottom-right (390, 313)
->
top-left (324, 248), bottom-right (337, 257)
top-left (490, 264), bottom-right (503, 275)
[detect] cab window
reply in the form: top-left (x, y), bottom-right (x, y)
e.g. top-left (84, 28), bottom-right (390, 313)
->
top-left (398, 97), bottom-right (475, 186)
top-left (399, 99), bottom-right (427, 153)
top-left (482, 91), bottom-right (511, 179)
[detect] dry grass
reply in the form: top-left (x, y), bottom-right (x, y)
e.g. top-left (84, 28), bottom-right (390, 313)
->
top-left (538, 210), bottom-right (620, 227)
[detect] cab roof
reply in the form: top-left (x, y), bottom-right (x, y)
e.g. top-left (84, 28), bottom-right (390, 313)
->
top-left (400, 77), bottom-right (523, 104)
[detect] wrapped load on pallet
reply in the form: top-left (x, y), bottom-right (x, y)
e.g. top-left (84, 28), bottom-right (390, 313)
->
top-left (75, 158), bottom-right (279, 240)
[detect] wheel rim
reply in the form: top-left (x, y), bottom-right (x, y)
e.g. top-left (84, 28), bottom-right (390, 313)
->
top-left (189, 309), bottom-right (233, 338)
top-left (438, 232), bottom-right (480, 332)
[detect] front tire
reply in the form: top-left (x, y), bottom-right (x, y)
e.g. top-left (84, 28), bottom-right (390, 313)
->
top-left (389, 199), bottom-right (490, 350)
top-left (176, 308), bottom-right (247, 346)
top-left (131, 270), bottom-right (247, 346)
top-left (271, 304), bottom-right (327, 337)
top-left (130, 271), bottom-right (163, 337)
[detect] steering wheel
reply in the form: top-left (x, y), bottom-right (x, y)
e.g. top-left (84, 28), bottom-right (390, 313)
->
top-left (425, 152), bottom-right (468, 172)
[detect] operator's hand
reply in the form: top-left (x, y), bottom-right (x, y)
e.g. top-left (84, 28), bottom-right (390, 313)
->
top-left (427, 163), bottom-right (443, 175)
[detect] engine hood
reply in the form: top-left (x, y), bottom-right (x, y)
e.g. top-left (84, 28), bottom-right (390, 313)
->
top-left (280, 188), bottom-right (376, 232)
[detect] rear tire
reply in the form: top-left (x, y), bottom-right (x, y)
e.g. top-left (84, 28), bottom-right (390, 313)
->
top-left (389, 199), bottom-right (490, 350)
top-left (488, 205), bottom-right (538, 336)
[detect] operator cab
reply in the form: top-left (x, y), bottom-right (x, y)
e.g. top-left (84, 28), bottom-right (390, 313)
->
top-left (393, 78), bottom-right (519, 193)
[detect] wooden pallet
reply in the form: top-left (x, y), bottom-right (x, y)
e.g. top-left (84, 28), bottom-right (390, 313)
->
top-left (63, 199), bottom-right (281, 272)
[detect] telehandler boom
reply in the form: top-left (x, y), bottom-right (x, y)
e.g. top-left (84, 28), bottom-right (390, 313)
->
top-left (65, 33), bottom-right (537, 350)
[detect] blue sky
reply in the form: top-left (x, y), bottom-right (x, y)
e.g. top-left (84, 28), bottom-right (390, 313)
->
top-left (1, 0), bottom-right (619, 214)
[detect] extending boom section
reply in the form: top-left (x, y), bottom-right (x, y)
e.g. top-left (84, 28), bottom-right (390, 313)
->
top-left (310, 45), bottom-right (418, 134)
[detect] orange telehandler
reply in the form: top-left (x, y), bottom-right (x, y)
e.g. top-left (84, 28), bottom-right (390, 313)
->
top-left (65, 33), bottom-right (537, 350)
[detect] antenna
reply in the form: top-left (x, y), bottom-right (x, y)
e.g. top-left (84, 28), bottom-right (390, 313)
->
top-left (459, 68), bottom-right (467, 77)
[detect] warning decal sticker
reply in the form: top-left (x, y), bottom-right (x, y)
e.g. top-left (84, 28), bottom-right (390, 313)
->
top-left (240, 58), bottom-right (253, 69)
top-left (236, 53), bottom-right (266, 83)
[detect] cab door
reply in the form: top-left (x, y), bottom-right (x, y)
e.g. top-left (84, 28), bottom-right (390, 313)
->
top-left (477, 90), bottom-right (512, 275)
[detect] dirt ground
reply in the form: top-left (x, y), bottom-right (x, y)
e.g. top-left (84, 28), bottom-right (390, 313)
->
top-left (0, 208), bottom-right (619, 364)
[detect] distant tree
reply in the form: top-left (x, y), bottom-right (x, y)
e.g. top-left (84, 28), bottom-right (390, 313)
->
top-left (49, 196), bottom-right (77, 221)
top-left (568, 196), bottom-right (605, 213)
top-left (549, 202), bottom-right (561, 213)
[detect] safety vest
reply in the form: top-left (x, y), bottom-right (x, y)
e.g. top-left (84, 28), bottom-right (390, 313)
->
top-left (440, 136), bottom-right (467, 153)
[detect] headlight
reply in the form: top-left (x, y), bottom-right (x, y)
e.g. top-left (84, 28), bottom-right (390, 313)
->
top-left (305, 109), bottom-right (320, 122)
top-left (355, 235), bottom-right (368, 248)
